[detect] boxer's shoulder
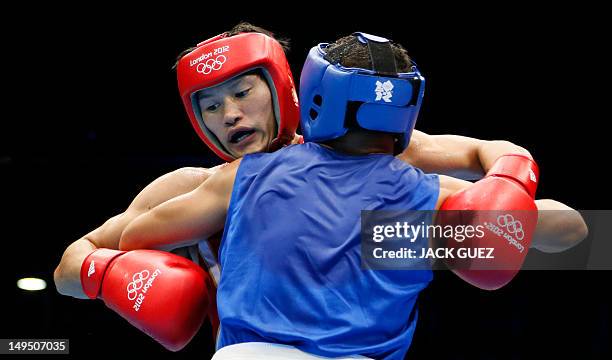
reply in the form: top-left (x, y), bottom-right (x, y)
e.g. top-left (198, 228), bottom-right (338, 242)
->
top-left (194, 160), bottom-right (241, 198)
top-left (174, 166), bottom-right (217, 180)
top-left (128, 167), bottom-right (214, 212)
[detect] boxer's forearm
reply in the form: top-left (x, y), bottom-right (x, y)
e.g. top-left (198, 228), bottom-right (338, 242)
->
top-left (477, 140), bottom-right (532, 174)
top-left (532, 199), bottom-right (588, 253)
top-left (54, 238), bottom-right (97, 299)
top-left (54, 168), bottom-right (214, 298)
top-left (119, 190), bottom-right (223, 252)
top-left (399, 132), bottom-right (533, 180)
top-left (119, 160), bottom-right (237, 252)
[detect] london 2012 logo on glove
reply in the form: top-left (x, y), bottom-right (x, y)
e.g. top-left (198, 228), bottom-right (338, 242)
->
top-left (483, 214), bottom-right (527, 253)
top-left (497, 214), bottom-right (525, 241)
top-left (126, 269), bottom-right (162, 312)
top-left (126, 270), bottom-right (150, 301)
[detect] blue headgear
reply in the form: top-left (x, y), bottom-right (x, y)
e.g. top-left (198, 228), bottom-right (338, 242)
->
top-left (299, 32), bottom-right (425, 152)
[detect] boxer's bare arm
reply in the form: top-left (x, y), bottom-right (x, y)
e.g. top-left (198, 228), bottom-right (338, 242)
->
top-left (435, 174), bottom-right (473, 210)
top-left (119, 160), bottom-right (240, 252)
top-left (398, 130), bottom-right (532, 180)
top-left (401, 131), bottom-right (587, 250)
top-left (53, 167), bottom-right (213, 299)
top-left (532, 200), bottom-right (588, 253)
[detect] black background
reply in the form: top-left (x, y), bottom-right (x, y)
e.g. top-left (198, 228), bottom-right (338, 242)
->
top-left (1, 4), bottom-right (609, 359)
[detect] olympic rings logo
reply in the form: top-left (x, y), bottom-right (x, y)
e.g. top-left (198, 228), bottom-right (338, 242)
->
top-left (497, 214), bottom-right (524, 241)
top-left (126, 270), bottom-right (150, 301)
top-left (196, 55), bottom-right (227, 75)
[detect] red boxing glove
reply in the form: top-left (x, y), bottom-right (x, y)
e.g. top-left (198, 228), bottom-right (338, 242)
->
top-left (439, 154), bottom-right (539, 290)
top-left (80, 249), bottom-right (211, 351)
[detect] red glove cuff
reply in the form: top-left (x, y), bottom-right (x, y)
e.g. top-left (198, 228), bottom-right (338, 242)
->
top-left (80, 248), bottom-right (125, 299)
top-left (486, 154), bottom-right (539, 198)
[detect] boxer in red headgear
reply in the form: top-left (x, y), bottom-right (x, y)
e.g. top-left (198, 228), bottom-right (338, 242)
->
top-left (53, 25), bottom-right (304, 352)
top-left (176, 31), bottom-right (301, 161)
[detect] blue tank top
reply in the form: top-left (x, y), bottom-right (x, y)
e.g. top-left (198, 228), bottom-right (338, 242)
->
top-left (216, 143), bottom-right (440, 360)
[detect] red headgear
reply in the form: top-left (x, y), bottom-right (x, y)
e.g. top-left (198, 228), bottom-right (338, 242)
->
top-left (177, 32), bottom-right (300, 161)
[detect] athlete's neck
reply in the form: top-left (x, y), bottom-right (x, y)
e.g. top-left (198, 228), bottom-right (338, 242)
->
top-left (321, 130), bottom-right (395, 155)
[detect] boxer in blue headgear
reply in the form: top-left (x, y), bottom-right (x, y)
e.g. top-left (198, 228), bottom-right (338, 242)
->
top-left (300, 32), bottom-right (425, 153)
top-left (119, 32), bottom-right (444, 360)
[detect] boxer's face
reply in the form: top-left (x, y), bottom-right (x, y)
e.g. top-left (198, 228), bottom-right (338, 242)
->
top-left (198, 74), bottom-right (277, 159)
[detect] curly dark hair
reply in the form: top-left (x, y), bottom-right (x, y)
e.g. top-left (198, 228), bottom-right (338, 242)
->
top-left (323, 35), bottom-right (412, 72)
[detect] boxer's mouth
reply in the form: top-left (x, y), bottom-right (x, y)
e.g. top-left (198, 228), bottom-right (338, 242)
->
top-left (228, 128), bottom-right (256, 144)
